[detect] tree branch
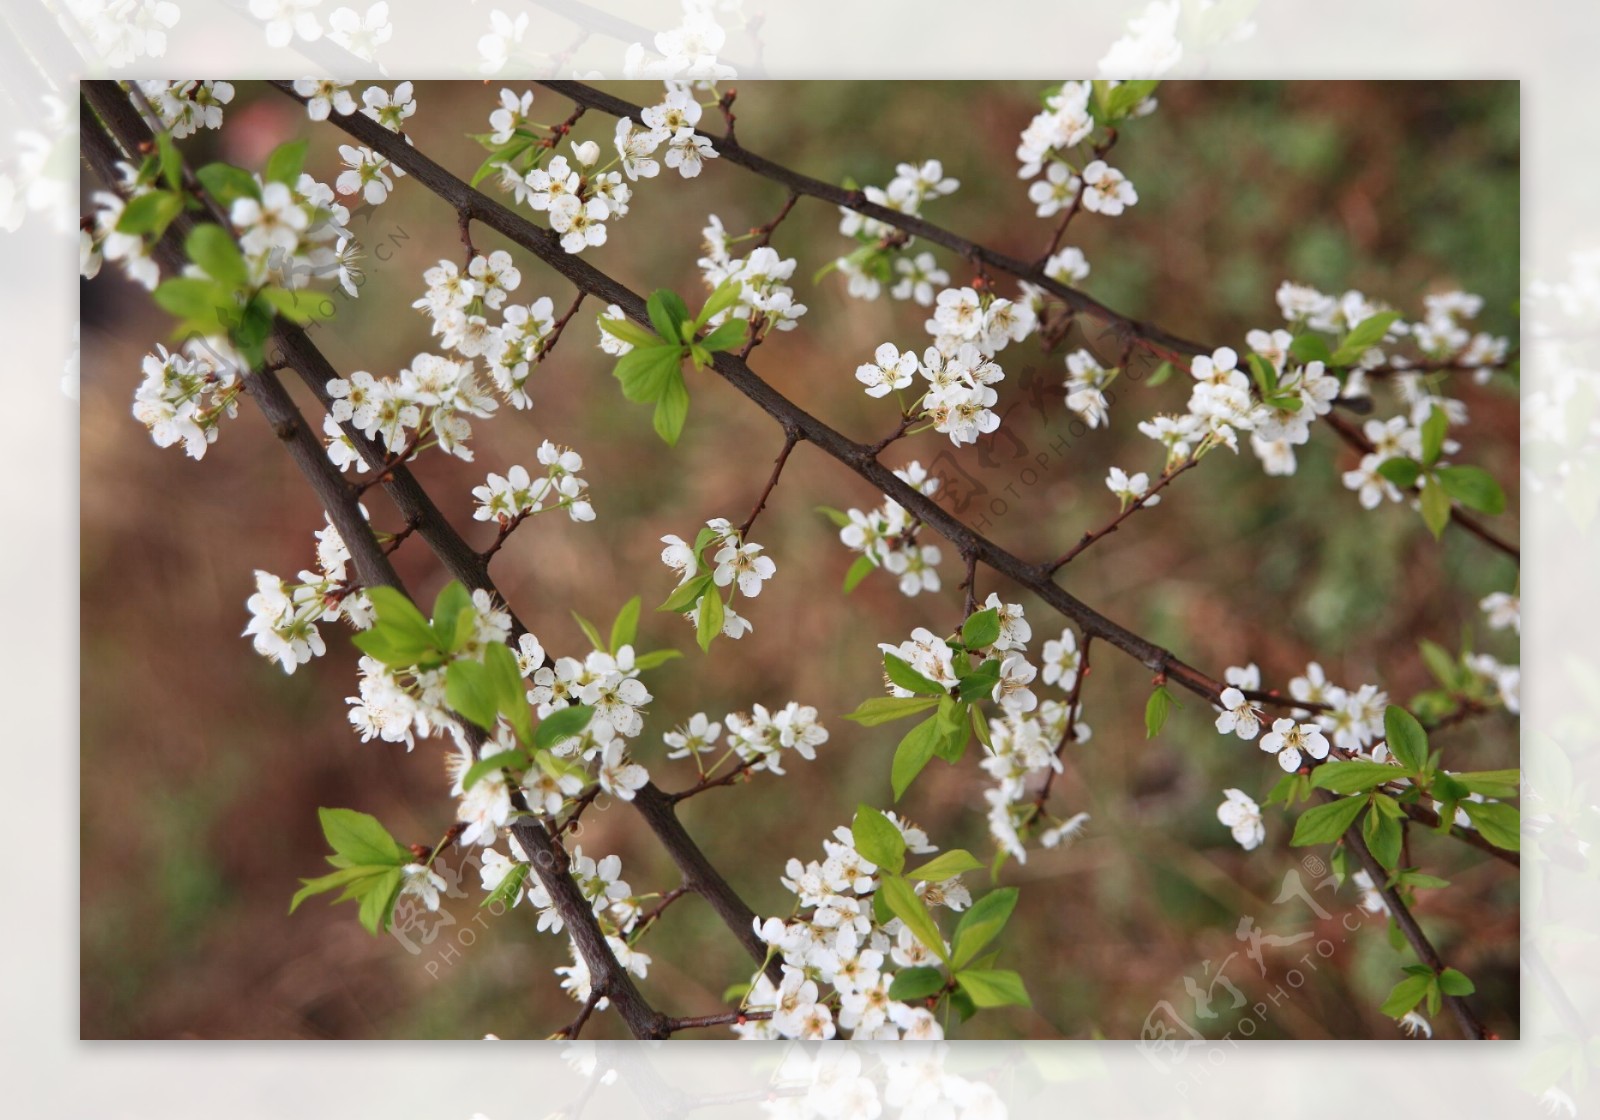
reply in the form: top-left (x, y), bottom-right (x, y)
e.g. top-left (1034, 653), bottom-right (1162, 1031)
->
top-left (84, 80), bottom-right (672, 1042)
top-left (1334, 792), bottom-right (1489, 1039)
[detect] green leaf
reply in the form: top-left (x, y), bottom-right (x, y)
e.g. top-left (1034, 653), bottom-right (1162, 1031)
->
top-left (597, 314), bottom-right (665, 349)
top-left (1103, 79), bottom-right (1160, 119)
top-left (1451, 770), bottom-right (1519, 799)
top-left (960, 608), bottom-right (1001, 651)
top-left (1247, 352), bottom-right (1279, 396)
top-left (951, 887), bottom-right (1018, 970)
top-left (695, 278), bottom-right (744, 328)
top-left (843, 553), bottom-right (876, 593)
top-left (1311, 760), bottom-right (1401, 794)
top-left (1418, 639), bottom-right (1463, 690)
top-left (1290, 796), bottom-right (1368, 846)
top-left (815, 506), bottom-right (853, 529)
top-left (1462, 800), bottom-right (1520, 851)
top-left (614, 344), bottom-right (683, 403)
top-left (155, 130), bottom-right (182, 190)
top-left (609, 596), bottom-right (641, 653)
top-left (1435, 465), bottom-right (1506, 515)
top-left (459, 748), bottom-right (527, 793)
top-left (358, 867), bottom-right (404, 934)
top-left (183, 223), bottom-right (249, 289)
top-left (908, 849), bottom-right (984, 881)
top-left (659, 573), bottom-right (713, 615)
top-left (1419, 476), bottom-right (1452, 539)
top-left (196, 162), bottom-right (261, 207)
top-left (483, 641), bottom-right (533, 743)
top-left (430, 582), bottom-right (477, 653)
top-left (879, 874), bottom-right (946, 962)
top-left (844, 695), bottom-right (940, 726)
top-left (1438, 968), bottom-right (1476, 996)
top-left (352, 586), bottom-right (443, 667)
top-left (888, 966), bottom-right (946, 1001)
top-left (533, 704), bottom-right (595, 752)
top-left (1420, 406), bottom-right (1448, 466)
top-left (956, 968), bottom-right (1032, 1009)
top-left (891, 715), bottom-right (942, 800)
top-left (1364, 805), bottom-right (1403, 870)
top-left (1384, 705), bottom-right (1429, 774)
top-left (1331, 311), bottom-right (1401, 365)
top-left (696, 590), bottom-right (724, 652)
top-left (1289, 333), bottom-right (1333, 365)
top-left (470, 136), bottom-right (533, 187)
top-left (971, 707), bottom-right (993, 752)
top-left (571, 611), bottom-right (605, 651)
top-left (116, 188), bottom-right (183, 236)
top-left (290, 865), bottom-right (383, 913)
top-left (653, 369), bottom-right (690, 446)
top-left (851, 804), bottom-right (907, 874)
top-left (446, 658), bottom-right (500, 731)
top-left (930, 696), bottom-right (970, 763)
top-left (1376, 457), bottom-right (1422, 489)
top-left (259, 285), bottom-right (336, 325)
top-left (1380, 973), bottom-right (1432, 1018)
top-left (481, 862), bottom-right (528, 909)
top-left (152, 276), bottom-right (235, 327)
top-left (1145, 686), bottom-right (1173, 739)
top-left (318, 807), bottom-right (407, 866)
top-left (699, 318), bottom-right (746, 353)
top-left (1145, 359), bottom-right (1175, 387)
top-left (264, 138), bottom-right (310, 185)
top-left (631, 648), bottom-right (683, 671)
top-left (884, 653), bottom-right (947, 697)
top-left (956, 659), bottom-right (1001, 704)
top-left (646, 289), bottom-right (690, 340)
top-left (1265, 771), bottom-right (1314, 807)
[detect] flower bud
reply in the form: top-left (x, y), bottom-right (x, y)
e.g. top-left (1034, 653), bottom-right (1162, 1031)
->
top-left (571, 140), bottom-right (601, 167)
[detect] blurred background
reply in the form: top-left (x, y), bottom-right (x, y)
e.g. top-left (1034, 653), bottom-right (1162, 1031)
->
top-left (80, 80), bottom-right (1519, 1039)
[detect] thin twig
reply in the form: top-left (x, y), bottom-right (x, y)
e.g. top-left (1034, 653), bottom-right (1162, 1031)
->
top-left (1323, 411), bottom-right (1519, 562)
top-left (1033, 634), bottom-right (1092, 811)
top-left (738, 429), bottom-right (801, 539)
top-left (667, 758), bottom-right (760, 805)
top-left (752, 190), bottom-right (800, 248)
top-left (1048, 457), bottom-right (1199, 572)
top-left (665, 1009), bottom-right (772, 1033)
top-left (1334, 792), bottom-right (1489, 1039)
top-left (549, 989), bottom-right (604, 1040)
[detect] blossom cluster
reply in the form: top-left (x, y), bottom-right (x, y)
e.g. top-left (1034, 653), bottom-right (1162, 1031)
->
top-left (137, 80), bottom-right (234, 139)
top-left (480, 834), bottom-right (655, 1011)
top-left (484, 83), bottom-right (719, 256)
top-left (471, 440), bottom-right (596, 524)
top-left (1016, 81), bottom-right (1143, 234)
top-left (697, 219), bottom-right (808, 336)
top-left (830, 159), bottom-right (958, 303)
top-left (244, 514), bottom-right (376, 675)
top-left (737, 817), bottom-right (966, 1040)
top-left (345, 590), bottom-right (512, 747)
top-left (84, 164), bottom-right (163, 292)
top-left (324, 350), bottom-right (497, 468)
top-left (131, 340), bottom-right (245, 459)
top-left (618, 4), bottom-right (738, 81)
top-left (659, 516), bottom-right (777, 639)
top-left (835, 461), bottom-right (944, 597)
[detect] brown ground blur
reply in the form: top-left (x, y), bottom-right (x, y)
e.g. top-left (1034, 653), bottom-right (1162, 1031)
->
top-left (80, 81), bottom-right (1520, 1039)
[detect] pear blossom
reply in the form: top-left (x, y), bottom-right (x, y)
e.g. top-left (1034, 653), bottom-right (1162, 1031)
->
top-left (1080, 160), bottom-right (1137, 215)
top-left (1259, 718), bottom-right (1330, 772)
top-left (1215, 687), bottom-right (1263, 741)
top-left (1216, 789), bottom-right (1266, 850)
top-left (292, 78), bottom-right (356, 120)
